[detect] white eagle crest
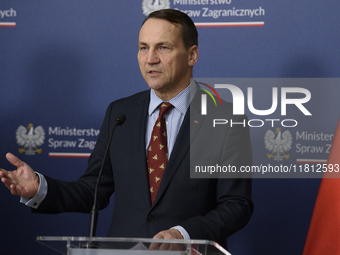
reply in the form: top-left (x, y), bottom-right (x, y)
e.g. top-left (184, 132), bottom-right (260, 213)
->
top-left (142, 0), bottom-right (170, 16)
top-left (264, 128), bottom-right (292, 161)
top-left (16, 124), bottom-right (45, 156)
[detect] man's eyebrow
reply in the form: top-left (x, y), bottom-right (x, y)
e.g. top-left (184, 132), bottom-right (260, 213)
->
top-left (157, 41), bottom-right (172, 46)
top-left (138, 41), bottom-right (172, 47)
top-left (138, 41), bottom-right (148, 46)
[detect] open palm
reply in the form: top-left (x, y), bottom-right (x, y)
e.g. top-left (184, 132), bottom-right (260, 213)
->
top-left (0, 153), bottom-right (39, 198)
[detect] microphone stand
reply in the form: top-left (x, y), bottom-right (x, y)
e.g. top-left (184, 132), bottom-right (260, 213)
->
top-left (83, 115), bottom-right (126, 248)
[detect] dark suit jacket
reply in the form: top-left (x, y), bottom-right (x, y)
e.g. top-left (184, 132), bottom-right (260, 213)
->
top-left (34, 87), bottom-right (253, 248)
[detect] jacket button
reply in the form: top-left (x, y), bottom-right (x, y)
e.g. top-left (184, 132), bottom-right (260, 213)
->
top-left (147, 215), bottom-right (155, 222)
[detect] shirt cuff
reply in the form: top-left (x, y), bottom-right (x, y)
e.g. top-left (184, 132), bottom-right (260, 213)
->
top-left (20, 172), bottom-right (47, 209)
top-left (172, 226), bottom-right (190, 240)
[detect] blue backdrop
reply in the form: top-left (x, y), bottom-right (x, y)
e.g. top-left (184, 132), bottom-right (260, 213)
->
top-left (1, 1), bottom-right (339, 254)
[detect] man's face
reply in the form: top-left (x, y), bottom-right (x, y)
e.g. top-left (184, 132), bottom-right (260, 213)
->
top-left (138, 18), bottom-right (197, 100)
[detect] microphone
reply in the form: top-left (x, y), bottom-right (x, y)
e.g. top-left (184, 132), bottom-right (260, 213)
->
top-left (87, 114), bottom-right (126, 245)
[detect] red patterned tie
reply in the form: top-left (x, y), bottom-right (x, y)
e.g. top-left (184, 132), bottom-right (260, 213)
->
top-left (147, 102), bottom-right (173, 204)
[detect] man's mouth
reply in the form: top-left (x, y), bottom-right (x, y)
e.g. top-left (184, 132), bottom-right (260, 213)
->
top-left (147, 70), bottom-right (162, 76)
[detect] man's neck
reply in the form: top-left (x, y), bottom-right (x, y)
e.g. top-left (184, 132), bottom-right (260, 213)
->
top-left (154, 77), bottom-right (193, 101)
top-left (153, 79), bottom-right (194, 102)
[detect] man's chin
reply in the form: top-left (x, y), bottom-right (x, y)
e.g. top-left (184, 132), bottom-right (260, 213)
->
top-left (146, 81), bottom-right (167, 92)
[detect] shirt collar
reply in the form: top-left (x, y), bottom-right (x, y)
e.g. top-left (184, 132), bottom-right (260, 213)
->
top-left (148, 79), bottom-right (197, 116)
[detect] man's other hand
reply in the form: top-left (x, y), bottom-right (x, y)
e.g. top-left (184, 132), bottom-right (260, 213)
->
top-left (149, 228), bottom-right (185, 250)
top-left (0, 153), bottom-right (39, 198)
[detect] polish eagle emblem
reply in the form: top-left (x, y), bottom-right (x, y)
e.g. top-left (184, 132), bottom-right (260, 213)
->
top-left (264, 128), bottom-right (293, 161)
top-left (142, 0), bottom-right (170, 16)
top-left (16, 123), bottom-right (45, 156)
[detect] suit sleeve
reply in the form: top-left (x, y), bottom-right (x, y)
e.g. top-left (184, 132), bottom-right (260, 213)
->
top-left (32, 103), bottom-right (116, 214)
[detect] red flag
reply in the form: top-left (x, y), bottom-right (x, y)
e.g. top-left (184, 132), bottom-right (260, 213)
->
top-left (303, 117), bottom-right (340, 255)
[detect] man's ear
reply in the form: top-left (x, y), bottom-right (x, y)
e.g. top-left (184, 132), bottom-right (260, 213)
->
top-left (187, 45), bottom-right (199, 67)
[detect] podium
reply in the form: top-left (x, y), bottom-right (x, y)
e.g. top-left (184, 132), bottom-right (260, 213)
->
top-left (37, 236), bottom-right (231, 255)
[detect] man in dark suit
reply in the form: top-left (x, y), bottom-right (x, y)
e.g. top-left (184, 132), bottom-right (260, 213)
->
top-left (0, 9), bottom-right (253, 249)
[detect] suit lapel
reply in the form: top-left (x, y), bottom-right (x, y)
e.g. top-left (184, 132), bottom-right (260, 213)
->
top-left (130, 91), bottom-right (152, 207)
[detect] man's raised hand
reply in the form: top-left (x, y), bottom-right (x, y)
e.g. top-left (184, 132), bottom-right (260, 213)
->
top-left (0, 153), bottom-right (39, 198)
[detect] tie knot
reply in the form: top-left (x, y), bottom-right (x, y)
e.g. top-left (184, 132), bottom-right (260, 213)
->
top-left (159, 102), bottom-right (173, 117)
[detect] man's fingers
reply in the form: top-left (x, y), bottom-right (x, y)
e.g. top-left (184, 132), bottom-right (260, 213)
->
top-left (9, 184), bottom-right (24, 196)
top-left (0, 169), bottom-right (8, 179)
top-left (6, 153), bottom-right (25, 168)
top-left (153, 232), bottom-right (165, 239)
top-left (150, 229), bottom-right (185, 250)
top-left (149, 240), bottom-right (171, 250)
top-left (1, 172), bottom-right (20, 195)
top-left (9, 184), bottom-right (18, 195)
top-left (1, 170), bottom-right (14, 187)
top-left (150, 232), bottom-right (165, 250)
top-left (158, 243), bottom-right (171, 250)
top-left (149, 242), bottom-right (160, 250)
top-left (1, 175), bottom-right (11, 189)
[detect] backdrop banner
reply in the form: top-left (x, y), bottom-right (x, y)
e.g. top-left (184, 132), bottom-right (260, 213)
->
top-left (1, 1), bottom-right (339, 254)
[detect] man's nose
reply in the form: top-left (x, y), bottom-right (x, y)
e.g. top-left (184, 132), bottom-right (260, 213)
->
top-left (146, 49), bottom-right (160, 64)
